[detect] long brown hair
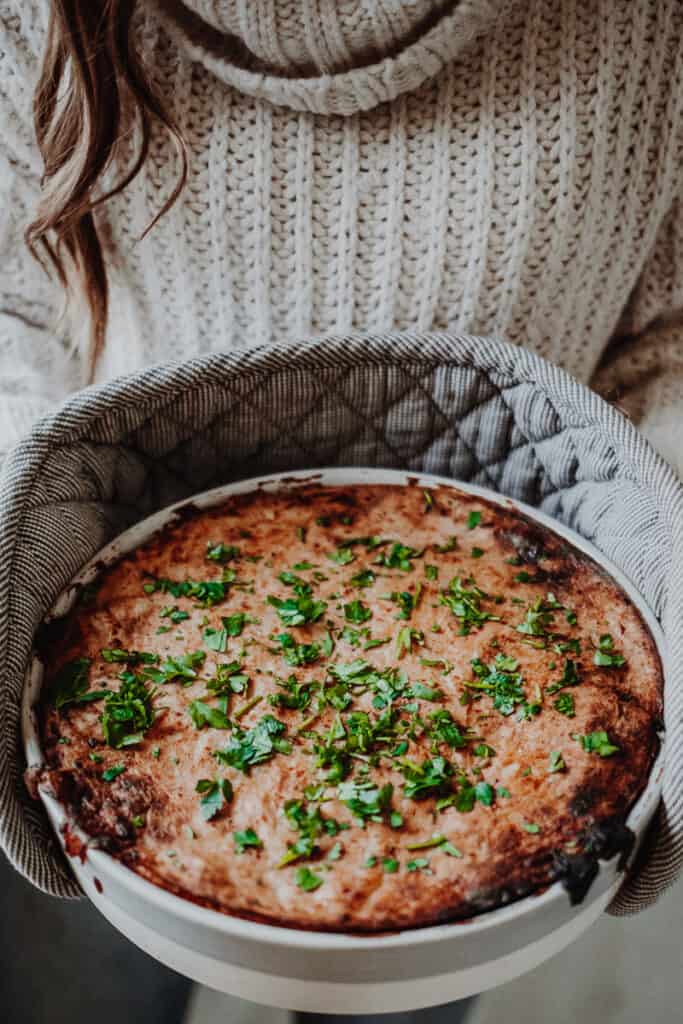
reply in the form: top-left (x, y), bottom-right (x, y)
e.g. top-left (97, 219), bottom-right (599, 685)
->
top-left (26, 1), bottom-right (187, 378)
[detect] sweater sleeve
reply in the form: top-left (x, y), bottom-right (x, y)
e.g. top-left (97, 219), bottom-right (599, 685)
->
top-left (592, 196), bottom-right (683, 478)
top-left (0, 3), bottom-right (82, 463)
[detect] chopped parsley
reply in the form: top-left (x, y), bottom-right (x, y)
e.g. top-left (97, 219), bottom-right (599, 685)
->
top-left (439, 577), bottom-right (500, 634)
top-left (102, 764), bottom-right (126, 782)
top-left (405, 833), bottom-right (448, 851)
top-left (233, 828), bottom-right (262, 854)
top-left (426, 709), bottom-right (468, 750)
top-left (546, 659), bottom-right (580, 694)
top-left (344, 599), bottom-right (372, 624)
top-left (337, 780), bottom-right (394, 824)
top-left (143, 650), bottom-right (205, 685)
top-left (573, 730), bottom-right (620, 757)
top-left (48, 658), bottom-right (110, 710)
top-left (350, 569), bottom-right (376, 588)
top-left (206, 542), bottom-right (240, 563)
top-left (424, 565), bottom-right (439, 581)
top-left (328, 547), bottom-right (355, 566)
top-left (522, 822), bottom-right (541, 834)
top-left (206, 660), bottom-right (249, 696)
top-left (160, 606), bottom-right (190, 624)
top-left (383, 857), bottom-right (399, 873)
top-left (203, 626), bottom-right (228, 653)
top-left (375, 542), bottom-right (421, 572)
top-left (548, 750), bottom-right (566, 773)
top-left (466, 655), bottom-right (527, 717)
top-left (554, 692), bottom-right (575, 717)
top-left (276, 633), bottom-right (321, 667)
top-left (214, 714), bottom-right (291, 772)
top-left (396, 626), bottom-right (424, 657)
top-left (101, 675), bottom-right (155, 748)
top-left (101, 649), bottom-right (159, 666)
top-left (268, 674), bottom-right (315, 711)
top-left (593, 633), bottom-right (626, 668)
top-left (389, 587), bottom-right (422, 620)
top-left (195, 777), bottom-right (233, 820)
top-left (401, 756), bottom-right (453, 800)
top-left (295, 866), bottom-right (324, 892)
top-left (222, 612), bottom-right (248, 636)
top-left (143, 577), bottom-right (232, 607)
top-left (467, 510), bottom-right (482, 529)
top-left (267, 593), bottom-right (327, 627)
top-left (406, 857), bottom-right (431, 873)
top-left (188, 699), bottom-right (231, 730)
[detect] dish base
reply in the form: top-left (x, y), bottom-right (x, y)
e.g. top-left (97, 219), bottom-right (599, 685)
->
top-left (93, 883), bottom-right (615, 1014)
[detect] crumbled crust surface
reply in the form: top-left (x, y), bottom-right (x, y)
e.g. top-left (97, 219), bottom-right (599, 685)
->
top-left (38, 483), bottom-right (662, 931)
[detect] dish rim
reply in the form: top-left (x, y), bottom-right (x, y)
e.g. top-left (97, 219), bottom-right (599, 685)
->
top-left (22, 466), bottom-right (667, 951)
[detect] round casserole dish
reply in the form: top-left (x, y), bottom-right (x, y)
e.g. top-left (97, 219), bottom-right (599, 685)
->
top-left (22, 468), bottom-right (666, 1014)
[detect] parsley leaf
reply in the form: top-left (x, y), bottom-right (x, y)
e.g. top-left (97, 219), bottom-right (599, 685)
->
top-left (206, 542), bottom-right (240, 563)
top-left (337, 780), bottom-right (394, 824)
top-left (427, 709), bottom-right (468, 750)
top-left (144, 577), bottom-right (232, 607)
top-left (593, 633), bottom-right (626, 668)
top-left (344, 599), bottom-right (372, 624)
top-left (396, 626), bottom-right (424, 657)
top-left (554, 692), bottom-right (575, 717)
top-left (144, 650), bottom-right (205, 685)
top-left (400, 756), bottom-right (453, 799)
top-left (101, 649), bottom-right (159, 666)
top-left (214, 714), bottom-right (291, 772)
top-left (101, 675), bottom-right (155, 748)
top-left (389, 587), bottom-right (422, 620)
top-left (267, 594), bottom-right (327, 627)
top-left (573, 730), bottom-right (620, 756)
top-left (466, 655), bottom-right (526, 716)
top-left (102, 764), bottom-right (126, 782)
top-left (48, 658), bottom-right (110, 710)
top-left (548, 750), bottom-right (566, 773)
top-left (276, 632), bottom-right (321, 667)
top-left (439, 577), bottom-right (500, 634)
top-left (350, 569), bottom-right (375, 588)
top-left (295, 866), bottom-right (324, 891)
top-left (268, 674), bottom-right (315, 711)
top-left (195, 777), bottom-right (233, 820)
top-left (467, 510), bottom-right (482, 529)
top-left (188, 699), bottom-right (231, 730)
top-left (328, 547), bottom-right (355, 566)
top-left (233, 828), bottom-right (262, 854)
top-left (375, 543), bottom-right (421, 572)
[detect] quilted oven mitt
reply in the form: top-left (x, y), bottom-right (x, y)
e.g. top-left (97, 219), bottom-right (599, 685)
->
top-left (0, 333), bottom-right (681, 914)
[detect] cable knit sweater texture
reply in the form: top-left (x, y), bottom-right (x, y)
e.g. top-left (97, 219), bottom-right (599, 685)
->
top-left (0, 0), bottom-right (682, 472)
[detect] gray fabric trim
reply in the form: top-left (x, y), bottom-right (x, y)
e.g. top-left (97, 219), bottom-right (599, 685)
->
top-left (1, 332), bottom-right (680, 915)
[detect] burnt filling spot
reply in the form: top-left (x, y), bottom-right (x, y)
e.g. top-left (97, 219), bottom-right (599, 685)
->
top-left (553, 819), bottom-right (635, 904)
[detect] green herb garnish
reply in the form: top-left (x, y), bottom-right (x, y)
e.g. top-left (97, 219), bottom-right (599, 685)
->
top-left (233, 828), bottom-right (262, 854)
top-left (101, 675), bottom-right (155, 748)
top-left (295, 867), bottom-right (323, 891)
top-left (49, 658), bottom-right (110, 711)
top-left (573, 730), bottom-right (620, 757)
top-left (214, 714), bottom-right (291, 772)
top-left (195, 777), bottom-right (233, 820)
top-left (593, 634), bottom-right (626, 668)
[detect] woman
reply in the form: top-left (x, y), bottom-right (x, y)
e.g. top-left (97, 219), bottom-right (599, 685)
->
top-left (0, 2), bottom-right (681, 1023)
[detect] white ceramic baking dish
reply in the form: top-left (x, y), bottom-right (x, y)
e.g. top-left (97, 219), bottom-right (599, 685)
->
top-left (22, 468), bottom-right (666, 1014)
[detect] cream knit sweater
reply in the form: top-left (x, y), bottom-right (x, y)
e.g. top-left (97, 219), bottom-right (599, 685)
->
top-left (1, 0), bottom-right (682, 472)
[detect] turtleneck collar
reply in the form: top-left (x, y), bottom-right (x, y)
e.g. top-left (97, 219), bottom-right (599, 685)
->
top-left (151, 0), bottom-right (507, 115)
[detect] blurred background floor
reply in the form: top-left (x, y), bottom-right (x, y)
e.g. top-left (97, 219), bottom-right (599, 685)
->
top-left (0, 852), bottom-right (191, 1024)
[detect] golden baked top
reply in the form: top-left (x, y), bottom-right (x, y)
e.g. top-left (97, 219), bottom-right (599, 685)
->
top-left (37, 483), bottom-right (662, 931)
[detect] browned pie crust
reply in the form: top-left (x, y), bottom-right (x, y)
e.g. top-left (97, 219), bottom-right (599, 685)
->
top-left (37, 483), bottom-right (663, 931)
